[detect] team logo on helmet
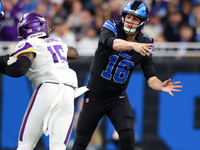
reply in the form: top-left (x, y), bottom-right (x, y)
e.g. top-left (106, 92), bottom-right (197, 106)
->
top-left (144, 7), bottom-right (148, 15)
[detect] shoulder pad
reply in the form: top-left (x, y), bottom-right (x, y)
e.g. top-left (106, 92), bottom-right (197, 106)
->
top-left (15, 40), bottom-right (34, 58)
top-left (143, 34), bottom-right (152, 41)
top-left (102, 20), bottom-right (119, 38)
top-left (140, 33), bottom-right (154, 54)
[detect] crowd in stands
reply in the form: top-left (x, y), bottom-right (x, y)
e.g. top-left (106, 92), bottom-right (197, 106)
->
top-left (0, 0), bottom-right (200, 56)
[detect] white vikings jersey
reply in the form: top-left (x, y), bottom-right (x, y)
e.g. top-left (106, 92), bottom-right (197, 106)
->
top-left (14, 37), bottom-right (78, 89)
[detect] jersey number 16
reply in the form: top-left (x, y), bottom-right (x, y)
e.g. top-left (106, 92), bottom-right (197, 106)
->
top-left (101, 55), bottom-right (134, 83)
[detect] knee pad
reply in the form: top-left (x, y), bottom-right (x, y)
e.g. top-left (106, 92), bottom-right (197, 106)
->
top-left (17, 141), bottom-right (35, 150)
top-left (72, 136), bottom-right (89, 150)
top-left (118, 129), bottom-right (135, 150)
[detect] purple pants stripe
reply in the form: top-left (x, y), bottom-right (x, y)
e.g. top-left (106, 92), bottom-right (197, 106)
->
top-left (18, 84), bottom-right (42, 141)
top-left (64, 114), bottom-right (74, 145)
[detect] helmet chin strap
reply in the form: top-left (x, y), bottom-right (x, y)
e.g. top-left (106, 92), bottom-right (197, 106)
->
top-left (123, 26), bottom-right (137, 34)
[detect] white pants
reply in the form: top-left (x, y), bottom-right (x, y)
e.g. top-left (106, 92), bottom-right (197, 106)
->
top-left (17, 83), bottom-right (75, 150)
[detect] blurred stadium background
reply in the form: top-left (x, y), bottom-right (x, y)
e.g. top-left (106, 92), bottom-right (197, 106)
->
top-left (0, 0), bottom-right (200, 150)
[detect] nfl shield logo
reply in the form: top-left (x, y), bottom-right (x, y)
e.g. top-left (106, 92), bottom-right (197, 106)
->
top-left (85, 98), bottom-right (89, 103)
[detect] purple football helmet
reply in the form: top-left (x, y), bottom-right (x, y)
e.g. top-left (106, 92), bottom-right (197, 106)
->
top-left (18, 12), bottom-right (49, 39)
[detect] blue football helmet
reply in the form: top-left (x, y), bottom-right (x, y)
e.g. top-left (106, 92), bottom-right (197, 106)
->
top-left (121, 0), bottom-right (149, 34)
top-left (18, 12), bottom-right (50, 39)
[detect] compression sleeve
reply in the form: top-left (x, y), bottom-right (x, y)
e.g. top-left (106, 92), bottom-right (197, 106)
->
top-left (0, 54), bottom-right (9, 72)
top-left (2, 56), bottom-right (31, 77)
top-left (141, 55), bottom-right (156, 80)
top-left (99, 29), bottom-right (116, 48)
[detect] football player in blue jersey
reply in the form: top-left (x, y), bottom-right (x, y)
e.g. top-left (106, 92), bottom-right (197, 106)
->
top-left (72, 1), bottom-right (182, 150)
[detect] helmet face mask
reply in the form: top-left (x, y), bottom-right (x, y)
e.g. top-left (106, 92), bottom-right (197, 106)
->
top-left (18, 12), bottom-right (49, 39)
top-left (121, 0), bottom-right (149, 34)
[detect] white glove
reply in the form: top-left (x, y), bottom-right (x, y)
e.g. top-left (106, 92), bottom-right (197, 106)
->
top-left (7, 56), bottom-right (17, 65)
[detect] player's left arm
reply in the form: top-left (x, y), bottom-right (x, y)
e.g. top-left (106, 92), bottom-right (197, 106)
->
top-left (1, 52), bottom-right (35, 77)
top-left (67, 46), bottom-right (78, 60)
top-left (147, 76), bottom-right (182, 96)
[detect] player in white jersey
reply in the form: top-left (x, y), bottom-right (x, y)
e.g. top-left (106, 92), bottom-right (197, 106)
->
top-left (1, 12), bottom-right (88, 150)
top-left (15, 37), bottom-right (78, 90)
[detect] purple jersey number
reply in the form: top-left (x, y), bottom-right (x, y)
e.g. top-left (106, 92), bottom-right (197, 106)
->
top-left (47, 45), bottom-right (67, 63)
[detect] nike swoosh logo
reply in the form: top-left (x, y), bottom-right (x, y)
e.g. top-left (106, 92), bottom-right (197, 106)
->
top-left (18, 43), bottom-right (25, 48)
top-left (119, 96), bottom-right (125, 99)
